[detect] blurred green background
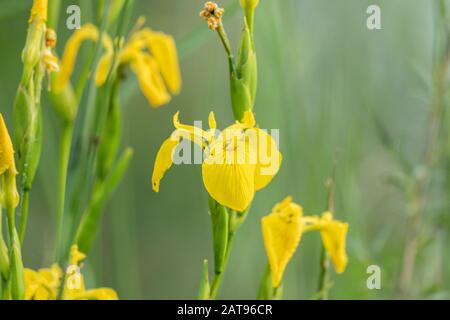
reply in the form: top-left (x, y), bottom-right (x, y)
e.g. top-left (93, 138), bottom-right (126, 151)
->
top-left (1, 0), bottom-right (449, 299)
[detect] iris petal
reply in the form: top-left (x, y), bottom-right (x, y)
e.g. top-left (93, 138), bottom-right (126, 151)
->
top-left (261, 197), bottom-right (303, 288)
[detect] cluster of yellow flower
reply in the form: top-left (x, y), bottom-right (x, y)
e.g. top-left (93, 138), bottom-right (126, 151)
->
top-left (24, 245), bottom-right (117, 300)
top-left (55, 18), bottom-right (180, 108)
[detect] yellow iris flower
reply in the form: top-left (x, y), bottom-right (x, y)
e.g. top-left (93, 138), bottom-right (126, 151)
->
top-left (152, 111), bottom-right (282, 212)
top-left (261, 196), bottom-right (303, 288)
top-left (262, 197), bottom-right (348, 288)
top-left (54, 19), bottom-right (181, 108)
top-left (24, 245), bottom-right (118, 300)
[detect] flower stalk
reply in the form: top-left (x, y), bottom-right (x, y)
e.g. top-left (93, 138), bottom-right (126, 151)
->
top-left (194, 0), bottom-right (262, 299)
top-left (316, 165), bottom-right (337, 300)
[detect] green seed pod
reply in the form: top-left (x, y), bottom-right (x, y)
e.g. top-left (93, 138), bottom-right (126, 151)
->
top-left (209, 197), bottom-right (229, 274)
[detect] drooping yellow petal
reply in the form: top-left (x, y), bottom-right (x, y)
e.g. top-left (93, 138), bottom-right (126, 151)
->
top-left (202, 159), bottom-right (255, 212)
top-left (55, 24), bottom-right (113, 92)
top-left (94, 39), bottom-right (114, 86)
top-left (151, 136), bottom-right (180, 192)
top-left (0, 114), bottom-right (16, 176)
top-left (202, 124), bottom-right (258, 212)
top-left (319, 212), bottom-right (348, 273)
top-left (29, 0), bottom-right (48, 23)
top-left (249, 128), bottom-right (282, 191)
top-left (136, 29), bottom-right (181, 94)
top-left (262, 196), bottom-right (303, 288)
top-left (130, 51), bottom-right (171, 107)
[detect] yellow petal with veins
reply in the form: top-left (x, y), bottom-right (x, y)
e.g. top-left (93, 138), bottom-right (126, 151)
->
top-left (250, 128), bottom-right (282, 191)
top-left (202, 160), bottom-right (255, 212)
top-left (152, 136), bottom-right (180, 192)
top-left (262, 196), bottom-right (303, 288)
top-left (202, 131), bottom-right (256, 212)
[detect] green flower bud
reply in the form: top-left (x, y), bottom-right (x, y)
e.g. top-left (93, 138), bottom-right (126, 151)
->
top-left (240, 0), bottom-right (260, 11)
top-left (13, 92), bottom-right (43, 191)
top-left (230, 20), bottom-right (257, 121)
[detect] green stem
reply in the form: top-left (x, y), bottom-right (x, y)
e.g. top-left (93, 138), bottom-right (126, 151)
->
top-left (55, 123), bottom-right (74, 261)
top-left (6, 206), bottom-right (24, 300)
top-left (18, 190), bottom-right (29, 244)
top-left (317, 244), bottom-right (330, 300)
top-left (47, 0), bottom-right (61, 29)
top-left (216, 24), bottom-right (237, 74)
top-left (209, 231), bottom-right (235, 299)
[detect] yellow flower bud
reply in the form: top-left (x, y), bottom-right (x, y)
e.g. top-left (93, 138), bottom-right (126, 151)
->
top-left (0, 114), bottom-right (20, 209)
top-left (29, 0), bottom-right (48, 24)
